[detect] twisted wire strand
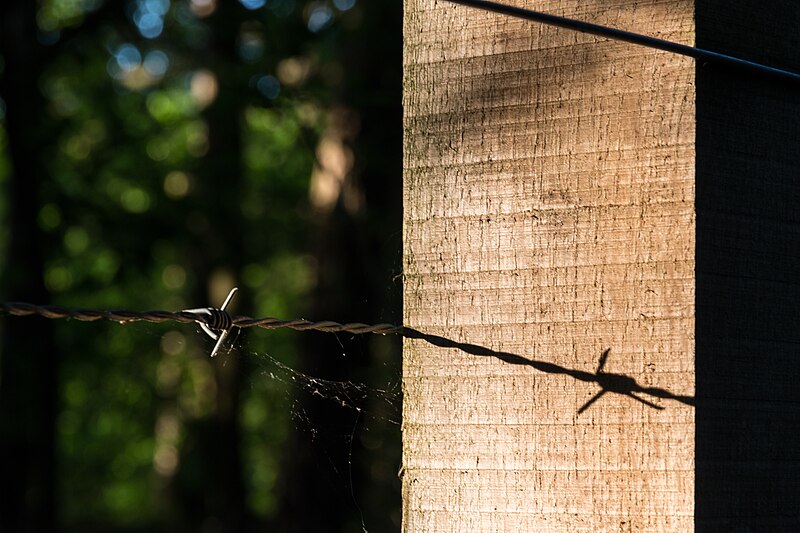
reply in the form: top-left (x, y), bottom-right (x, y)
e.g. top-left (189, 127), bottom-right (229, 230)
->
top-left (0, 301), bottom-right (404, 336)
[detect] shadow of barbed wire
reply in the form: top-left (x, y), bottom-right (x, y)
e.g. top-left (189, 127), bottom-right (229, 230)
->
top-left (402, 327), bottom-right (695, 414)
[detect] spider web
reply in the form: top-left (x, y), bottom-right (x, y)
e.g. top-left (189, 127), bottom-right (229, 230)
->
top-left (231, 331), bottom-right (403, 532)
top-left (248, 348), bottom-right (401, 426)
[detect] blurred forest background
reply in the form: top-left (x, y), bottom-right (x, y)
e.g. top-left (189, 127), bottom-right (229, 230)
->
top-left (0, 0), bottom-right (402, 531)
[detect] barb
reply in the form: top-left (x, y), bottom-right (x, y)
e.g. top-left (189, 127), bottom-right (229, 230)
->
top-left (0, 300), bottom-right (403, 336)
top-left (183, 287), bottom-right (239, 357)
top-left (444, 0), bottom-right (800, 84)
top-left (577, 348), bottom-right (664, 414)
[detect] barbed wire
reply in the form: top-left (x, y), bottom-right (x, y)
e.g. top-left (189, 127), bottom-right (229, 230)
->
top-left (0, 299), bottom-right (698, 413)
top-left (0, 300), bottom-right (403, 336)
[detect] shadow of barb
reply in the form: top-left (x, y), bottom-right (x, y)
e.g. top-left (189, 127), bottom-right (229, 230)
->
top-left (401, 328), bottom-right (695, 414)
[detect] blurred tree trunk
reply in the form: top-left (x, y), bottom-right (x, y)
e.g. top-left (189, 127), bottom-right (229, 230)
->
top-left (277, 2), bottom-right (403, 531)
top-left (403, 1), bottom-right (695, 530)
top-left (174, 4), bottom-right (248, 531)
top-left (0, 1), bottom-right (58, 531)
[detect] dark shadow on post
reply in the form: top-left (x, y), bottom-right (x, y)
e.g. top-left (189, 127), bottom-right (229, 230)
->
top-left (402, 328), bottom-right (694, 414)
top-left (695, 4), bottom-right (800, 529)
top-left (695, 67), bottom-right (800, 533)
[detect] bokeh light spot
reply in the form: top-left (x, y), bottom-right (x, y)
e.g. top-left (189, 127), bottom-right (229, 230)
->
top-left (45, 265), bottom-right (73, 292)
top-left (190, 0), bottom-right (216, 17)
top-left (121, 188), bottom-right (151, 213)
top-left (156, 360), bottom-right (181, 395)
top-left (240, 0), bottom-right (267, 9)
top-left (190, 69), bottom-right (219, 108)
top-left (160, 331), bottom-right (186, 356)
top-left (38, 204), bottom-right (62, 231)
top-left (91, 250), bottom-right (121, 283)
top-left (185, 120), bottom-right (209, 157)
top-left (333, 0), bottom-right (356, 11)
top-left (306, 4), bottom-right (333, 32)
top-left (276, 57), bottom-right (311, 87)
top-left (163, 171), bottom-right (192, 199)
top-left (145, 0), bottom-right (170, 15)
top-left (115, 44), bottom-right (142, 70)
top-left (256, 75), bottom-right (280, 99)
top-left (132, 0), bottom-right (170, 39)
top-left (143, 50), bottom-right (169, 76)
top-left (239, 24), bottom-right (265, 63)
top-left (153, 444), bottom-right (179, 477)
top-left (162, 264), bottom-right (186, 289)
top-left (64, 226), bottom-right (90, 255)
top-left (146, 138), bottom-right (171, 161)
top-left (137, 13), bottom-right (164, 38)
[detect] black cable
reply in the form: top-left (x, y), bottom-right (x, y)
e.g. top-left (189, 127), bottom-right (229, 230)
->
top-left (444, 0), bottom-right (800, 84)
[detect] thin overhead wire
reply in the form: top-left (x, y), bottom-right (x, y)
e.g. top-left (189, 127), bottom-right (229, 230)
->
top-left (444, 0), bottom-right (800, 84)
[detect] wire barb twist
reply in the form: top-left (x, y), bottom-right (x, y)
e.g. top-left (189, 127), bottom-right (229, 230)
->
top-left (205, 308), bottom-right (233, 332)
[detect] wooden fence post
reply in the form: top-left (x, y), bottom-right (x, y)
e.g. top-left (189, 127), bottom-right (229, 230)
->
top-left (402, 0), bottom-right (800, 530)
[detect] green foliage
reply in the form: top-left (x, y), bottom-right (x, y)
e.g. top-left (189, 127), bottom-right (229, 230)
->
top-left (1, 0), bottom-right (401, 530)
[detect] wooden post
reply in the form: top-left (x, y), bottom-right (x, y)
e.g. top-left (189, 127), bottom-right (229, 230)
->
top-left (402, 0), bottom-right (799, 530)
